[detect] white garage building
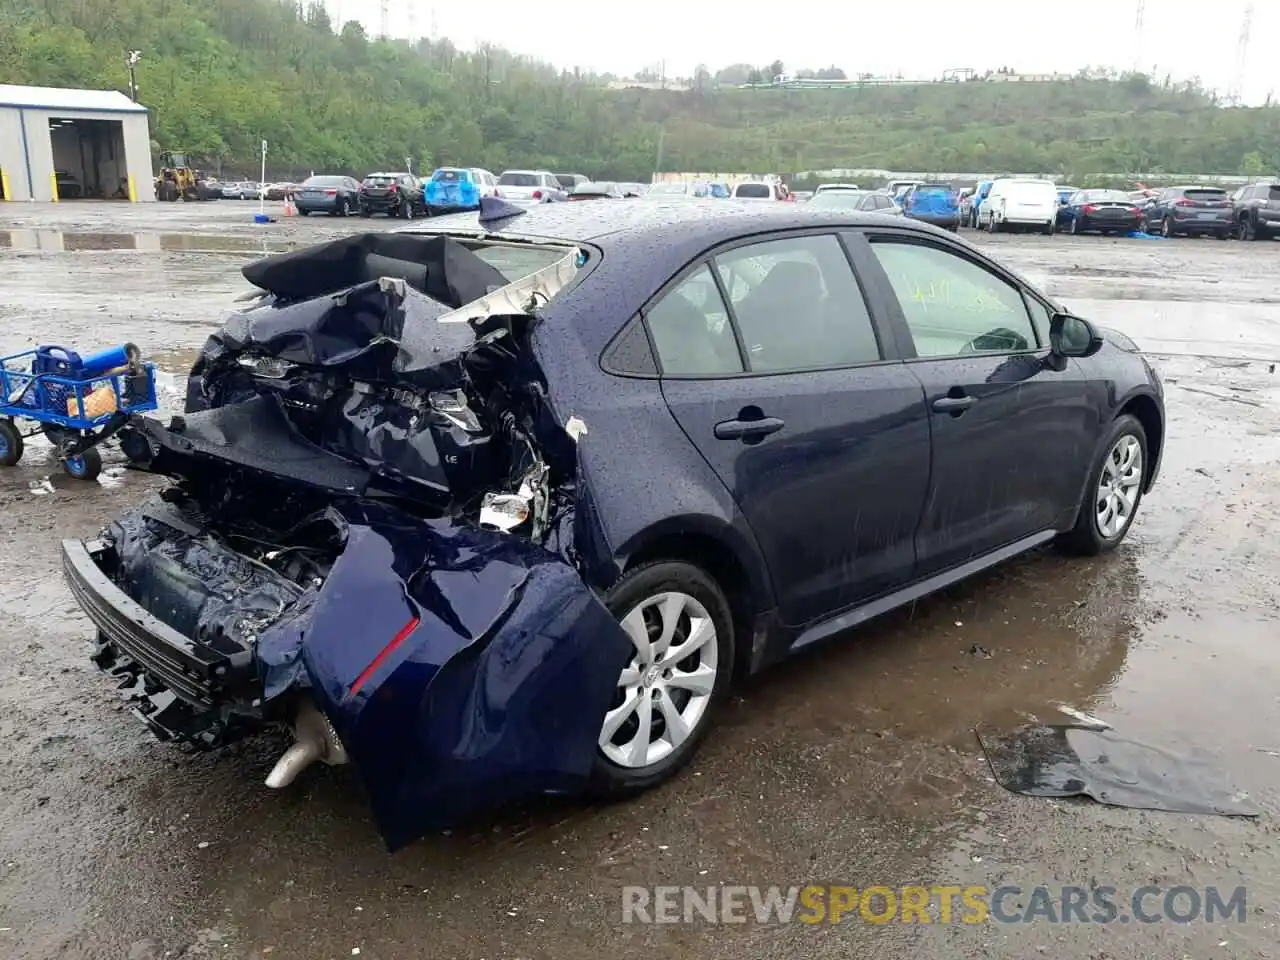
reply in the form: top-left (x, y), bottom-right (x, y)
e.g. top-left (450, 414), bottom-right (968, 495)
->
top-left (0, 84), bottom-right (156, 203)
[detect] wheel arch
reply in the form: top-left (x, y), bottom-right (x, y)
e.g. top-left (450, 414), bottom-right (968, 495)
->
top-left (618, 517), bottom-right (775, 677)
top-left (1117, 391), bottom-right (1163, 491)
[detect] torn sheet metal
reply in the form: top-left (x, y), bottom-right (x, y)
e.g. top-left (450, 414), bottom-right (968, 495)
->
top-left (435, 245), bottom-right (583, 325)
top-left (254, 501), bottom-right (633, 850)
top-left (977, 724), bottom-right (1261, 817)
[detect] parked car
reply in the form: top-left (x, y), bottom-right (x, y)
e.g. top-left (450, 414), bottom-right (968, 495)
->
top-left (1054, 185), bottom-right (1081, 227)
top-left (1231, 181), bottom-right (1280, 240)
top-left (887, 179), bottom-right (925, 201)
top-left (1140, 185), bottom-right (1233, 239)
top-left (978, 178), bottom-right (1058, 234)
top-left (901, 183), bottom-right (961, 231)
top-left (705, 182), bottom-right (731, 199)
top-left (570, 181), bottom-right (625, 200)
top-left (61, 201), bottom-right (1164, 850)
top-left (806, 189), bottom-right (903, 214)
top-left (644, 182), bottom-right (711, 199)
top-left (1060, 189), bottom-right (1145, 235)
top-left (294, 175), bottom-right (362, 216)
top-left (424, 167), bottom-right (498, 215)
top-left (961, 180), bottom-right (994, 228)
top-left (496, 170), bottom-right (566, 204)
top-left (264, 182), bottom-right (301, 201)
top-left (815, 183), bottom-right (861, 194)
top-left (358, 172), bottom-right (424, 218)
top-left (555, 173), bottom-right (590, 192)
top-left (731, 181), bottom-right (785, 201)
top-left (792, 190), bottom-right (814, 203)
top-left (221, 181), bottom-right (260, 200)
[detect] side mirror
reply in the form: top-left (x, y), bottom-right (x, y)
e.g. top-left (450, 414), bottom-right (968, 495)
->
top-left (1049, 312), bottom-right (1103, 359)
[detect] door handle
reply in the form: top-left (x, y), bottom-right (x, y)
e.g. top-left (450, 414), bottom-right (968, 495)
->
top-left (713, 416), bottom-right (785, 441)
top-left (932, 395), bottom-right (978, 413)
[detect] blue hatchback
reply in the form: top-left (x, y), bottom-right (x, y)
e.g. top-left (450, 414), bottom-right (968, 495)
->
top-left (425, 167), bottom-right (482, 215)
top-left (903, 183), bottom-right (961, 231)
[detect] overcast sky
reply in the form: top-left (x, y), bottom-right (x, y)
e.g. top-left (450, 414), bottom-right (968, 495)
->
top-left (332, 0), bottom-right (1275, 105)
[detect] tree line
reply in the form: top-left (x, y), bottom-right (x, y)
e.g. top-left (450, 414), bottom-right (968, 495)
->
top-left (3, 0), bottom-right (1280, 181)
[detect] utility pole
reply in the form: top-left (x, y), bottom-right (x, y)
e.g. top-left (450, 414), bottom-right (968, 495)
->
top-left (379, 0), bottom-right (389, 39)
top-left (1230, 2), bottom-right (1254, 104)
top-left (126, 50), bottom-right (141, 102)
top-left (654, 127), bottom-right (665, 181)
top-left (1132, 0), bottom-right (1144, 72)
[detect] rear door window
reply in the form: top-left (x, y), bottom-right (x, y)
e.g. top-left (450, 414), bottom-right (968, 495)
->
top-left (712, 234), bottom-right (882, 372)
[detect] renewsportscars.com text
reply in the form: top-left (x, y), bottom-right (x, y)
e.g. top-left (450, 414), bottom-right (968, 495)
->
top-left (621, 884), bottom-right (1248, 926)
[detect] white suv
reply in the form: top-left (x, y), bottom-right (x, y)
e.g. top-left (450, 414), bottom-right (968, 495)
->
top-left (495, 170), bottom-right (566, 204)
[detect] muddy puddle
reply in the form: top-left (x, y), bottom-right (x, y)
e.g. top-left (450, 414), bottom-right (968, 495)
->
top-left (0, 228), bottom-right (299, 256)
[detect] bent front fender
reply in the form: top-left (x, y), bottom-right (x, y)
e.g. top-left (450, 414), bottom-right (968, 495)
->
top-left (261, 501), bottom-right (632, 851)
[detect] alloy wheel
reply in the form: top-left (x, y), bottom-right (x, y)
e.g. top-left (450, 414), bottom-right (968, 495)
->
top-left (599, 591), bottom-right (719, 770)
top-left (1095, 434), bottom-right (1144, 539)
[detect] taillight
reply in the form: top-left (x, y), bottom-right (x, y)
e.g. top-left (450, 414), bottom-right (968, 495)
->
top-left (532, 190), bottom-right (543, 200)
top-left (1081, 204), bottom-right (1097, 213)
top-left (1174, 198), bottom-right (1195, 206)
top-left (388, 184), bottom-right (398, 192)
top-left (324, 189), bottom-right (337, 196)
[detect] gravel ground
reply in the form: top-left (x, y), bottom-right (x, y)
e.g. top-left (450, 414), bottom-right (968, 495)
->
top-left (1, 201), bottom-right (1279, 960)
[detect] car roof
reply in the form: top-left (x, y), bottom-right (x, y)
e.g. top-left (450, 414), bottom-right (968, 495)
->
top-left (400, 198), bottom-right (940, 251)
top-left (401, 202), bottom-right (1003, 356)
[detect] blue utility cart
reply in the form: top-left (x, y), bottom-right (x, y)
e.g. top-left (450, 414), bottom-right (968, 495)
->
top-left (0, 344), bottom-right (159, 481)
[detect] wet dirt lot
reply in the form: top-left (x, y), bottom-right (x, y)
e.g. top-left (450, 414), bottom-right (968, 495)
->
top-left (2, 201), bottom-right (1280, 959)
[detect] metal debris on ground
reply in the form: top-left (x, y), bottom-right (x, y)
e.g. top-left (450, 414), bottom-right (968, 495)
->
top-left (976, 724), bottom-right (1261, 816)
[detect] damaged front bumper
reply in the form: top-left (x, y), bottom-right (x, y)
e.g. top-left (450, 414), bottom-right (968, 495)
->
top-left (62, 499), bottom-right (631, 850)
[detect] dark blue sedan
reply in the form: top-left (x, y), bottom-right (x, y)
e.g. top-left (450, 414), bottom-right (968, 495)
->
top-left (1061, 189), bottom-right (1147, 235)
top-left (61, 200), bottom-right (1165, 849)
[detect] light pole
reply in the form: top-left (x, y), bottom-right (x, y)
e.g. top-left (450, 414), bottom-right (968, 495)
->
top-left (126, 50), bottom-right (141, 102)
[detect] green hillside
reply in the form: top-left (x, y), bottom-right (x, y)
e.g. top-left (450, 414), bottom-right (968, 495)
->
top-left (3, 0), bottom-right (1280, 179)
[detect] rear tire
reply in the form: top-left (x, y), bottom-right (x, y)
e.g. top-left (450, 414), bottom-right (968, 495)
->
top-left (1058, 414), bottom-right (1148, 556)
top-left (1161, 217), bottom-right (1175, 238)
top-left (0, 420), bottom-right (23, 466)
top-left (589, 560), bottom-right (735, 798)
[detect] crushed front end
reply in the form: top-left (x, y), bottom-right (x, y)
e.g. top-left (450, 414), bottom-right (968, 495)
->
top-left (61, 232), bottom-right (633, 849)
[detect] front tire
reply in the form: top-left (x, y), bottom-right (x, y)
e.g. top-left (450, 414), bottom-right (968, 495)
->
top-left (1058, 414), bottom-right (1148, 556)
top-left (62, 445), bottom-right (103, 481)
top-left (589, 560), bottom-right (735, 797)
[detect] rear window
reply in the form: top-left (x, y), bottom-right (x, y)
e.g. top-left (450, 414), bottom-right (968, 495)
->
top-left (809, 191), bottom-right (864, 209)
top-left (304, 176), bottom-right (344, 187)
top-left (499, 173), bottom-right (540, 187)
top-left (1184, 189), bottom-right (1227, 201)
top-left (465, 243), bottom-right (575, 283)
top-left (735, 183), bottom-right (772, 198)
top-left (1270, 186), bottom-right (1280, 201)
top-left (916, 185), bottom-right (952, 193)
top-left (364, 176), bottom-right (395, 186)
top-left (1082, 190), bottom-right (1131, 202)
top-left (431, 169), bottom-right (469, 182)
top-left (555, 175), bottom-right (577, 189)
